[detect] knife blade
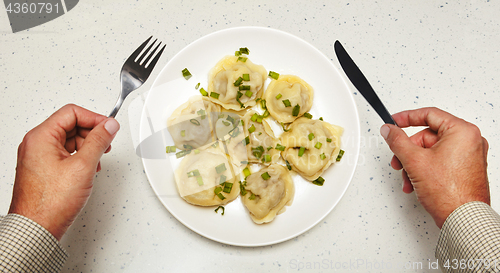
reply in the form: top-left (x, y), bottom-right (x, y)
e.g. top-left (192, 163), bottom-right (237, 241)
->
top-left (334, 41), bottom-right (397, 126)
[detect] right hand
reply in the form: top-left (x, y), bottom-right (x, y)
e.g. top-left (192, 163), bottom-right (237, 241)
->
top-left (380, 107), bottom-right (490, 228)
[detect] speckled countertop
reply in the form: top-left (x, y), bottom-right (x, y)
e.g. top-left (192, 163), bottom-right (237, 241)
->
top-left (1, 1), bottom-right (499, 272)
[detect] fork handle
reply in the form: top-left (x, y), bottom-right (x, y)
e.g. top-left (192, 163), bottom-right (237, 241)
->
top-left (109, 96), bottom-right (124, 118)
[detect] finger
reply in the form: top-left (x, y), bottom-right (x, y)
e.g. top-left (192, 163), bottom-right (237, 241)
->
top-left (482, 137), bottom-right (489, 159)
top-left (401, 169), bottom-right (414, 194)
top-left (408, 128), bottom-right (439, 148)
top-left (392, 107), bottom-right (466, 134)
top-left (391, 155), bottom-right (403, 170)
top-left (380, 124), bottom-right (421, 166)
top-left (65, 137), bottom-right (77, 153)
top-left (43, 104), bottom-right (108, 146)
top-left (75, 118), bottom-right (120, 169)
top-left (105, 145), bottom-right (112, 154)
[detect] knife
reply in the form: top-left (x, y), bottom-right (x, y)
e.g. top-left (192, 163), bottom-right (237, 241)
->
top-left (334, 41), bottom-right (397, 126)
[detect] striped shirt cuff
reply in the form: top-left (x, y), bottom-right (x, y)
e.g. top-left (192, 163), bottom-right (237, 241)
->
top-left (436, 201), bottom-right (500, 272)
top-left (0, 214), bottom-right (68, 273)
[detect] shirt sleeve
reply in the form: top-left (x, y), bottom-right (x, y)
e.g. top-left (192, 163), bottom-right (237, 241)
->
top-left (436, 201), bottom-right (500, 273)
top-left (0, 214), bottom-right (68, 273)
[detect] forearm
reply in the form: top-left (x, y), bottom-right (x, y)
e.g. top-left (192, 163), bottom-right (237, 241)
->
top-left (0, 214), bottom-right (67, 273)
top-left (436, 201), bottom-right (500, 272)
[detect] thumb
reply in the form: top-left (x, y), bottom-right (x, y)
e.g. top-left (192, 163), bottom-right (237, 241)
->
top-left (380, 124), bottom-right (420, 164)
top-left (77, 118), bottom-right (120, 167)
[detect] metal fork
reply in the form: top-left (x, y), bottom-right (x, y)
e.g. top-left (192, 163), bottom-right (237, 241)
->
top-left (109, 36), bottom-right (166, 118)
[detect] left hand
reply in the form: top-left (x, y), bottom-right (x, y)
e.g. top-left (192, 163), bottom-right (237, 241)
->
top-left (8, 104), bottom-right (120, 240)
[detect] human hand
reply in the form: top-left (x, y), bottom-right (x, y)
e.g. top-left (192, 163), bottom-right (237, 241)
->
top-left (380, 107), bottom-right (489, 228)
top-left (8, 104), bottom-right (120, 240)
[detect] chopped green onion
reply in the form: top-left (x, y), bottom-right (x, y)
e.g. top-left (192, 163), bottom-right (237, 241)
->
top-left (176, 149), bottom-right (191, 158)
top-left (303, 113), bottom-right (313, 119)
top-left (237, 57), bottom-right (247, 62)
top-left (240, 120), bottom-right (244, 126)
top-left (190, 119), bottom-right (200, 126)
top-left (223, 182), bottom-right (233, 193)
top-left (251, 113), bottom-right (259, 122)
top-left (196, 176), bottom-right (204, 186)
top-left (268, 71), bottom-right (280, 80)
top-left (236, 91), bottom-right (245, 108)
top-left (242, 74), bottom-right (250, 81)
top-left (248, 124), bottom-right (256, 133)
top-left (196, 109), bottom-right (206, 119)
top-left (320, 153), bottom-right (326, 160)
top-left (267, 146), bottom-right (273, 151)
top-left (261, 172), bottom-right (271, 180)
top-left (199, 88), bottom-right (208, 96)
top-left (183, 144), bottom-right (193, 150)
top-left (226, 115), bottom-right (236, 124)
top-left (260, 99), bottom-right (266, 110)
top-left (182, 68), bottom-right (192, 80)
top-left (326, 138), bottom-right (332, 143)
top-left (166, 146), bottom-right (176, 153)
top-left (282, 99), bottom-right (291, 107)
top-left (275, 93), bottom-right (282, 99)
top-left (181, 130), bottom-right (186, 137)
top-left (312, 176), bottom-right (325, 186)
top-left (336, 149), bottom-right (345, 162)
top-left (244, 136), bottom-right (250, 145)
top-left (214, 187), bottom-right (222, 195)
top-left (234, 77), bottom-right (243, 86)
top-left (240, 160), bottom-right (248, 165)
top-left (281, 122), bottom-right (290, 132)
top-left (319, 117), bottom-right (323, 121)
top-left (275, 143), bottom-right (286, 151)
top-left (245, 90), bottom-right (253, 97)
top-left (210, 92), bottom-right (220, 99)
top-left (219, 175), bottom-right (227, 184)
top-left (292, 104), bottom-right (300, 117)
top-left (308, 133), bottom-right (315, 141)
top-left (239, 85), bottom-right (251, 91)
top-left (212, 142), bottom-right (219, 148)
top-left (187, 170), bottom-right (200, 177)
top-left (235, 50), bottom-right (242, 56)
top-left (222, 120), bottom-right (231, 126)
top-left (252, 146), bottom-right (264, 159)
top-left (195, 82), bottom-right (200, 89)
top-left (243, 167), bottom-right (251, 178)
top-left (217, 193), bottom-right (226, 200)
top-left (262, 110), bottom-right (270, 118)
top-left (214, 206), bottom-right (225, 215)
top-left (298, 147), bottom-right (306, 157)
top-left (240, 181), bottom-right (247, 196)
top-left (215, 163), bottom-right (226, 174)
top-left (249, 193), bottom-right (256, 200)
top-left (239, 47), bottom-right (250, 54)
top-left (229, 127), bottom-right (240, 138)
top-left (285, 160), bottom-right (292, 170)
top-left (315, 142), bottom-right (322, 149)
top-left (256, 116), bottom-right (263, 123)
top-left (194, 149), bottom-right (200, 154)
top-left (263, 154), bottom-right (271, 163)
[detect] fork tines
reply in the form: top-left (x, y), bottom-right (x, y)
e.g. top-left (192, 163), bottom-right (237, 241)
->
top-left (129, 36), bottom-right (166, 69)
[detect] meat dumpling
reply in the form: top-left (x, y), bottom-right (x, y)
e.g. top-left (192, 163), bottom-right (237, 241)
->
top-left (167, 96), bottom-right (221, 150)
top-left (263, 75), bottom-right (314, 123)
top-left (207, 56), bottom-right (267, 111)
top-left (241, 164), bottom-right (294, 224)
top-left (241, 110), bottom-right (280, 165)
top-left (280, 117), bottom-right (343, 181)
top-left (174, 144), bottom-right (239, 206)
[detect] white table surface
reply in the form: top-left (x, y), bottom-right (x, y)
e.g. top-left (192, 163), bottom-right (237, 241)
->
top-left (1, 1), bottom-right (499, 272)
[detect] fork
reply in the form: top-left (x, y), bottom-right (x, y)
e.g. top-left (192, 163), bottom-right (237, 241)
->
top-left (109, 36), bottom-right (166, 118)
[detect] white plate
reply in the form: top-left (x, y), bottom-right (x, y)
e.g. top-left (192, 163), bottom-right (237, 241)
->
top-left (139, 26), bottom-right (360, 246)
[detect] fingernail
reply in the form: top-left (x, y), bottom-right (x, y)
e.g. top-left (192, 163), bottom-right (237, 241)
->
top-left (105, 118), bottom-right (120, 135)
top-left (380, 125), bottom-right (390, 140)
